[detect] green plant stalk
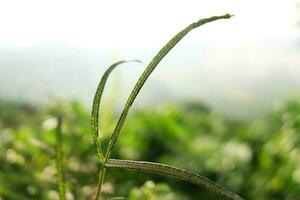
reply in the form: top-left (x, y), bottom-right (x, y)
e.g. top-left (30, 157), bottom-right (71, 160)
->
top-left (55, 116), bottom-right (66, 200)
top-left (92, 60), bottom-right (141, 200)
top-left (106, 159), bottom-right (243, 200)
top-left (104, 14), bottom-right (233, 162)
top-left (95, 167), bottom-right (106, 200)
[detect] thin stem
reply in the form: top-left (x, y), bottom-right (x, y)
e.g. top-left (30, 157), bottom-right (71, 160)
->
top-left (55, 116), bottom-right (66, 200)
top-left (95, 167), bottom-right (106, 200)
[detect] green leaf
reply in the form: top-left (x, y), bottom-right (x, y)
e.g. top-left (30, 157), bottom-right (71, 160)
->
top-left (91, 60), bottom-right (141, 162)
top-left (105, 159), bottom-right (243, 200)
top-left (104, 14), bottom-right (233, 161)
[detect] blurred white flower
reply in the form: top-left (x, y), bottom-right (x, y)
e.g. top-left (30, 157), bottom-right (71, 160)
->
top-left (42, 117), bottom-right (58, 131)
top-left (5, 149), bottom-right (25, 164)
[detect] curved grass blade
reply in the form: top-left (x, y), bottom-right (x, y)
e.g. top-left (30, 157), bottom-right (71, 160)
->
top-left (104, 14), bottom-right (233, 161)
top-left (106, 159), bottom-right (243, 200)
top-left (91, 60), bottom-right (141, 162)
top-left (55, 116), bottom-right (66, 200)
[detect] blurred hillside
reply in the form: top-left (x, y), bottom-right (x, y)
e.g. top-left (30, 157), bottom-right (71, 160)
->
top-left (1, 39), bottom-right (300, 120)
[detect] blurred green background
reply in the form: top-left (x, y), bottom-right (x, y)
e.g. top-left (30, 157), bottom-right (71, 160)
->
top-left (1, 96), bottom-right (300, 199)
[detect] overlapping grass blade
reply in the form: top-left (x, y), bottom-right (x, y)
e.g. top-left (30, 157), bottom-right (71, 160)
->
top-left (91, 60), bottom-right (141, 162)
top-left (104, 14), bottom-right (233, 161)
top-left (55, 116), bottom-right (66, 200)
top-left (106, 159), bottom-right (243, 200)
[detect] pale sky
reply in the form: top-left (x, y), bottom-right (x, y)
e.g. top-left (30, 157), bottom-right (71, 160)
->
top-left (0, 0), bottom-right (299, 118)
top-left (0, 0), bottom-right (298, 48)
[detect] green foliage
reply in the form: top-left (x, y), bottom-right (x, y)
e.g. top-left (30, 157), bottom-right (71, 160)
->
top-left (128, 181), bottom-right (186, 200)
top-left (1, 97), bottom-right (300, 199)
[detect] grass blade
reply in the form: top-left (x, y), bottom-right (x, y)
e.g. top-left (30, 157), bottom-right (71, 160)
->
top-left (104, 14), bottom-right (233, 161)
top-left (106, 159), bottom-right (243, 200)
top-left (92, 60), bottom-right (141, 200)
top-left (91, 60), bottom-right (141, 162)
top-left (55, 116), bottom-right (66, 200)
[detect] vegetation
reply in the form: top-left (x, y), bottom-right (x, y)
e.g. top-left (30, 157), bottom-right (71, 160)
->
top-left (1, 96), bottom-right (300, 199)
top-left (1, 14), bottom-right (300, 200)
